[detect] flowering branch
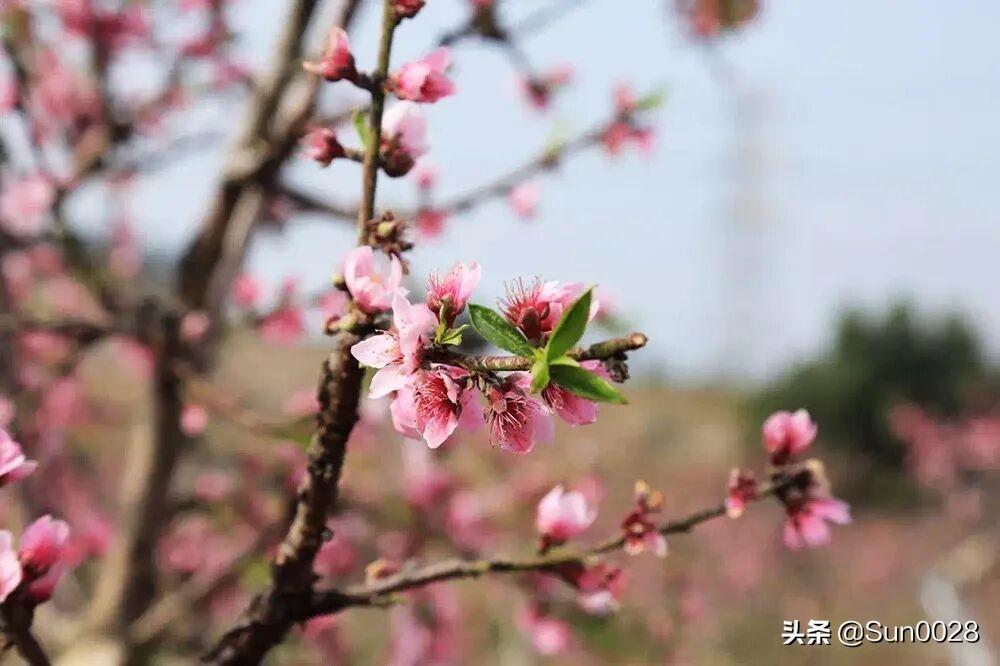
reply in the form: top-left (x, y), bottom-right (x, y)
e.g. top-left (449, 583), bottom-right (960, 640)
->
top-left (303, 474), bottom-right (801, 618)
top-left (203, 3), bottom-right (403, 663)
top-left (425, 333), bottom-right (648, 373)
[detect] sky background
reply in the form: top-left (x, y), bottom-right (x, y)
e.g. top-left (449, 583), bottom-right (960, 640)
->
top-left (79, 0), bottom-right (1000, 383)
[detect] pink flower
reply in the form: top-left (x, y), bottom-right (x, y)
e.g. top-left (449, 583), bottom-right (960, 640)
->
top-left (518, 606), bottom-right (572, 656)
top-left (502, 279), bottom-right (599, 343)
top-left (259, 305), bottom-right (305, 346)
top-left (180, 404), bottom-right (208, 436)
top-left (484, 374), bottom-right (553, 454)
top-left (303, 27), bottom-right (357, 82)
top-left (508, 181), bottom-right (540, 219)
top-left (180, 311), bottom-right (211, 343)
top-left (390, 382), bottom-right (421, 439)
top-left (392, 0), bottom-right (425, 19)
top-left (621, 481), bottom-right (667, 557)
top-left (351, 295), bottom-right (437, 398)
top-left (541, 360), bottom-right (606, 426)
top-left (392, 49), bottom-right (456, 103)
top-left (783, 497), bottom-right (852, 550)
top-left (381, 102), bottom-right (428, 177)
top-left (232, 273), bottom-right (263, 310)
top-left (426, 261), bottom-right (480, 325)
top-left (535, 485), bottom-right (596, 545)
top-left (343, 246), bottom-right (405, 314)
top-left (725, 469), bottom-right (758, 519)
top-left (19, 515), bottom-right (70, 579)
top-left (763, 409), bottom-right (817, 465)
top-left (0, 532), bottom-right (22, 603)
top-left (409, 368), bottom-right (481, 449)
top-left (303, 127), bottom-right (346, 166)
top-left (0, 428), bottom-right (37, 486)
top-left (0, 175), bottom-right (55, 237)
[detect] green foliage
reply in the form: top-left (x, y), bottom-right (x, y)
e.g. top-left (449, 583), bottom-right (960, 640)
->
top-left (551, 365), bottom-right (626, 404)
top-left (747, 303), bottom-right (991, 471)
top-left (352, 108), bottom-right (373, 151)
top-left (468, 304), bottom-right (533, 356)
top-left (547, 288), bottom-right (592, 361)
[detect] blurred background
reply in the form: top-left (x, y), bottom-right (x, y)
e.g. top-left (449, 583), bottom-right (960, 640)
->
top-left (2, 0), bottom-right (999, 664)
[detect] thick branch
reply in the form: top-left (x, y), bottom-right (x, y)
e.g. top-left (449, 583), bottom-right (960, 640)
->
top-left (203, 3), bottom-right (399, 663)
top-left (304, 478), bottom-right (793, 617)
top-left (426, 333), bottom-right (647, 372)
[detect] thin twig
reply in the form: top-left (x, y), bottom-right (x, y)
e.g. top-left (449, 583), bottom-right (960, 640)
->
top-left (304, 477), bottom-right (794, 618)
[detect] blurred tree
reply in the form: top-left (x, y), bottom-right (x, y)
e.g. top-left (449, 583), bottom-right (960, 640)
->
top-left (748, 303), bottom-right (994, 477)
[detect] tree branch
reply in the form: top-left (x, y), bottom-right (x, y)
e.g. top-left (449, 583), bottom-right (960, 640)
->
top-left (203, 3), bottom-right (401, 662)
top-left (425, 333), bottom-right (648, 373)
top-left (1, 598), bottom-right (52, 666)
top-left (304, 476), bottom-right (794, 618)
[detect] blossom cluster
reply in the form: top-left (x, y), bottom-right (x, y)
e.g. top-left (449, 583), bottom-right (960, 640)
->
top-left (726, 409), bottom-right (852, 549)
top-left (345, 249), bottom-right (618, 454)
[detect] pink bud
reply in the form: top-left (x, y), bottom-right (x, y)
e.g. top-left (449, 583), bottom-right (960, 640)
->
top-left (391, 0), bottom-right (425, 19)
top-left (303, 27), bottom-right (357, 82)
top-left (392, 49), bottom-right (456, 104)
top-left (381, 102), bottom-right (428, 177)
top-left (762, 409), bottom-right (817, 465)
top-left (535, 485), bottom-right (596, 544)
top-left (19, 515), bottom-right (70, 578)
top-left (426, 261), bottom-right (481, 325)
top-left (304, 127), bottom-right (346, 166)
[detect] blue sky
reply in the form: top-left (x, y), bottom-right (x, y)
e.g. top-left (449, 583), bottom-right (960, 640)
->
top-left (92, 0), bottom-right (1000, 382)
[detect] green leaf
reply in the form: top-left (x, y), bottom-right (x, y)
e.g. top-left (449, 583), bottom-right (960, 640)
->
top-left (549, 355), bottom-right (580, 368)
top-left (353, 109), bottom-right (372, 151)
top-left (546, 288), bottom-right (592, 361)
top-left (468, 304), bottom-right (534, 356)
top-left (530, 357), bottom-right (550, 393)
top-left (550, 365), bottom-right (626, 404)
top-left (635, 89), bottom-right (666, 112)
top-left (437, 324), bottom-right (468, 346)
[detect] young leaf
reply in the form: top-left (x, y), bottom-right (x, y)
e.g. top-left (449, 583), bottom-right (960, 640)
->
top-left (468, 304), bottom-right (534, 356)
top-left (550, 365), bottom-right (626, 404)
top-left (548, 355), bottom-right (580, 368)
top-left (635, 88), bottom-right (667, 112)
top-left (353, 109), bottom-right (372, 151)
top-left (437, 325), bottom-right (468, 346)
top-left (530, 357), bottom-right (550, 393)
top-left (546, 288), bottom-right (592, 361)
